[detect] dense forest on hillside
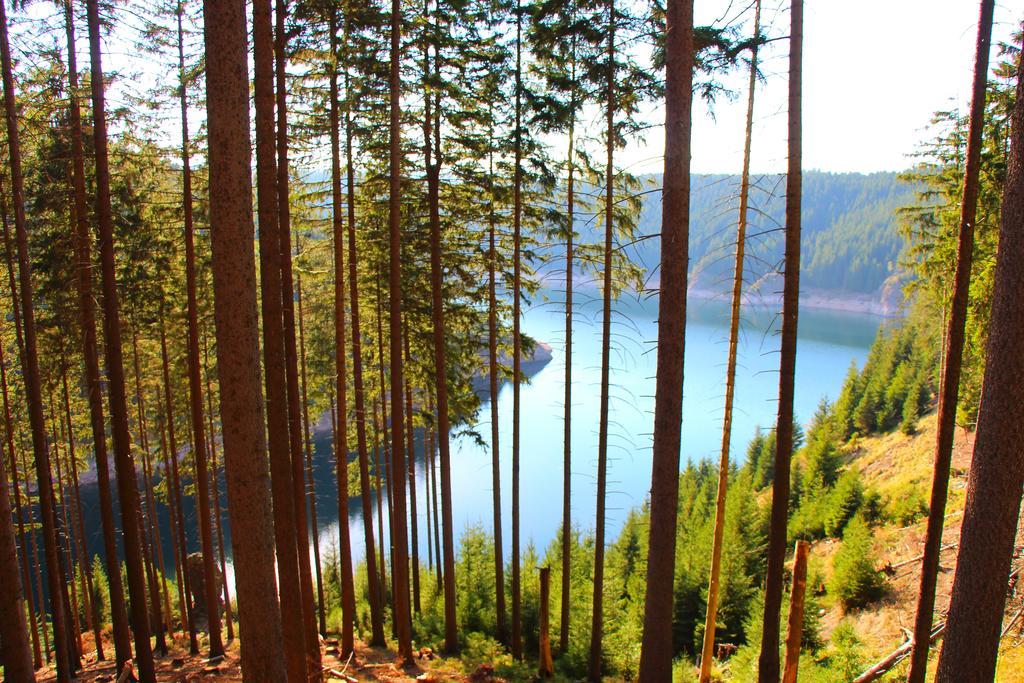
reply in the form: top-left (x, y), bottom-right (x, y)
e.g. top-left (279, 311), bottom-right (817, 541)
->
top-left (0, 0), bottom-right (1021, 682)
top-left (615, 171), bottom-right (917, 297)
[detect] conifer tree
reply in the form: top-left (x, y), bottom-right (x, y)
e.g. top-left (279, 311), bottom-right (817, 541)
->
top-left (387, 0), bottom-right (415, 651)
top-left (2, 1), bottom-right (74, 677)
top-left (758, 2), bottom-right (802, 678)
top-left (936, 34), bottom-right (1024, 681)
top-left (84, 0), bottom-right (157, 675)
top-left (62, 0), bottom-right (133, 665)
top-left (274, 0), bottom-right (322, 663)
top-left (528, 0), bottom-right (597, 652)
top-left (0, 302), bottom-right (41, 668)
top-left (343, 1), bottom-right (387, 646)
top-left (0, 316), bottom-right (31, 680)
top-left (252, 0), bottom-right (309, 675)
top-left (159, 313), bottom-right (200, 653)
top-left (907, 3), bottom-right (994, 680)
top-left (202, 0), bottom-right (288, 674)
top-left (328, 8), bottom-right (356, 653)
top-left (422, 0), bottom-right (458, 650)
top-left (637, 0), bottom-right (694, 678)
top-left (172, 0), bottom-right (224, 655)
top-left (700, 5), bottom-right (760, 679)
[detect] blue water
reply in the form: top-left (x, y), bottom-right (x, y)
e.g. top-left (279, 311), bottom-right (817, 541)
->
top-left (72, 291), bottom-right (881, 585)
top-left (316, 291), bottom-right (883, 564)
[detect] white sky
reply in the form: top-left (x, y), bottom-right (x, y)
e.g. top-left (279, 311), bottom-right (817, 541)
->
top-left (16, 0), bottom-right (1022, 177)
top-left (620, 0), bottom-right (1024, 175)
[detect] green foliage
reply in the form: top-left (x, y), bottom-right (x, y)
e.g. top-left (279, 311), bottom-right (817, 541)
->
top-left (628, 172), bottom-right (917, 296)
top-left (541, 526), bottom-right (594, 678)
top-left (744, 422), bottom-right (804, 491)
top-left (819, 621), bottom-right (867, 679)
top-left (726, 585), bottom-right (824, 681)
top-left (832, 323), bottom-right (936, 441)
top-left (673, 465), bottom-right (765, 658)
top-left (91, 555), bottom-right (111, 627)
top-left (898, 51), bottom-right (1019, 427)
top-left (830, 516), bottom-right (886, 611)
top-left (822, 471), bottom-right (864, 538)
top-left (883, 487), bottom-right (929, 527)
top-left (455, 524), bottom-right (498, 636)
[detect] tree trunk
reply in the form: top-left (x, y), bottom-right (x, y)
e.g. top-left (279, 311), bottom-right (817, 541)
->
top-left (637, 0), bottom-right (694, 679)
top-left (202, 0), bottom-right (288, 675)
top-left (421, 2), bottom-right (456, 649)
top-left (699, 6), bottom-right (760, 679)
top-left (60, 0), bottom-right (131, 662)
top-left (23, 446), bottom-right (51, 664)
top-left (155, 386), bottom-right (191, 643)
top-left (1, 0), bottom-right (74, 676)
top-left (343, 4), bottom-right (386, 640)
top-left (539, 567), bottom-right (554, 678)
top-left (403, 325), bottom-right (420, 613)
top-left (589, 1), bottom-right (616, 676)
top-left (429, 408), bottom-right (443, 593)
top-left (328, 10), bottom-right (356, 653)
top-left (510, 0), bottom-right (524, 660)
top-left (159, 318), bottom-right (200, 654)
top-left (273, 1), bottom-right (322, 665)
top-left (385, 1), bottom-right (413, 647)
top-left (758, 2), bottom-right (802, 678)
top-left (425, 410), bottom-right (434, 577)
top-left (202, 331), bottom-right (234, 641)
top-left (131, 332), bottom-right (169, 655)
top-left (374, 292), bottom-right (392, 600)
top-left (50, 404), bottom-right (82, 669)
top-left (559, 97), bottom-right (575, 660)
top-left (84, 0), bottom-right (156, 675)
top-left (485, 122), bottom-right (507, 646)
top-left (55, 409), bottom-right (83, 656)
top-left (296, 264), bottom-right (327, 634)
top-left (206, 406), bottom-right (234, 642)
top-left (781, 541), bottom-right (810, 683)
top-left (251, 0), bottom-right (310, 676)
top-left (61, 371), bottom-right (103, 659)
top-left (176, 1), bottom-right (224, 657)
top-left (0, 316), bottom-right (41, 668)
top-left (934, 38), bottom-right (1024, 682)
top-left (0, 331), bottom-right (32, 681)
top-left (907, 3), bottom-right (994, 680)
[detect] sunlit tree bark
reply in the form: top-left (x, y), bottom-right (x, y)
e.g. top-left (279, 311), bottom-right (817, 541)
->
top-left (637, 0), bottom-right (694, 678)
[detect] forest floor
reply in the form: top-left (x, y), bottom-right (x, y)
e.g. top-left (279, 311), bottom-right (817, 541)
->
top-left (36, 634), bottom-right (486, 682)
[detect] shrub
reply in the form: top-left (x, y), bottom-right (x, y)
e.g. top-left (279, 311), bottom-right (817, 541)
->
top-left (824, 621), bottom-right (866, 678)
top-left (830, 516), bottom-right (886, 610)
top-left (823, 470), bottom-right (863, 537)
top-left (884, 488), bottom-right (929, 526)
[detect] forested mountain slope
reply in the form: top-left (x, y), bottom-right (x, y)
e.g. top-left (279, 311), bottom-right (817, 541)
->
top-left (568, 171), bottom-right (916, 307)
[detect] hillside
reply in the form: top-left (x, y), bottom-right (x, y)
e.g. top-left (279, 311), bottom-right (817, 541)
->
top-left (795, 413), bottom-right (1024, 682)
top-left (561, 171), bottom-right (917, 314)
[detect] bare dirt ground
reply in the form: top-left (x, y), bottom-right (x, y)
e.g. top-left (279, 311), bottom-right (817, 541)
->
top-left (34, 634), bottom-right (486, 682)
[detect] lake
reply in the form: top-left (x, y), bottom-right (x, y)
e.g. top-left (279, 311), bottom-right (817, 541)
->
top-left (314, 290), bottom-right (884, 566)
top-left (74, 290), bottom-right (884, 587)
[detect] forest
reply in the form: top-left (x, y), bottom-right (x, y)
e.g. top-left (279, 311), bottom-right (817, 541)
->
top-left (0, 0), bottom-right (1021, 682)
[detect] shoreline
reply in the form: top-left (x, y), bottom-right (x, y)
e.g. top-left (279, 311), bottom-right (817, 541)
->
top-left (534, 270), bottom-right (905, 318)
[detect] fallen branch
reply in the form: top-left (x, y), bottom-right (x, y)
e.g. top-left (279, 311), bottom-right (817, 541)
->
top-left (340, 650), bottom-right (355, 676)
top-left (884, 543), bottom-right (958, 573)
top-left (856, 565), bottom-right (1024, 682)
top-left (1001, 604), bottom-right (1024, 638)
top-left (324, 667), bottom-right (358, 683)
top-left (852, 623), bottom-right (945, 683)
